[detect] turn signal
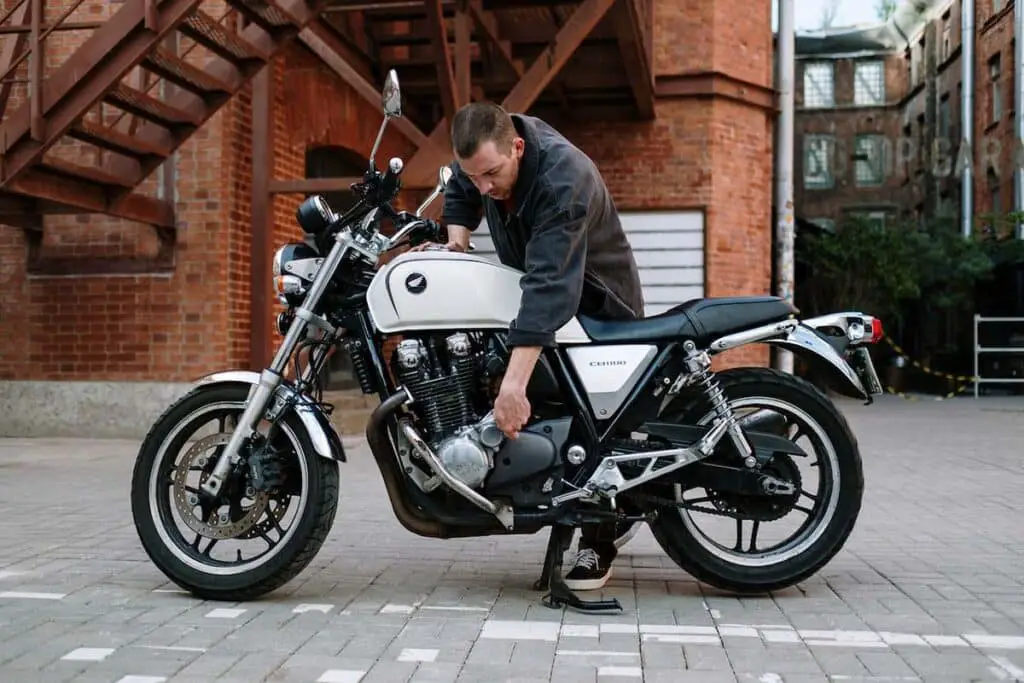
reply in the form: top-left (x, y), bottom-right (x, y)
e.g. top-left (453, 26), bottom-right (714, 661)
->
top-left (867, 317), bottom-right (883, 343)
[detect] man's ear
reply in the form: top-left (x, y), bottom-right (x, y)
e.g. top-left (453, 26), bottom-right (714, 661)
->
top-left (512, 137), bottom-right (525, 159)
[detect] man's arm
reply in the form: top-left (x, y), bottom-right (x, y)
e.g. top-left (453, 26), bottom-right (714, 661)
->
top-left (440, 162), bottom-right (481, 251)
top-left (506, 186), bottom-right (590, 349)
top-left (493, 185), bottom-right (591, 438)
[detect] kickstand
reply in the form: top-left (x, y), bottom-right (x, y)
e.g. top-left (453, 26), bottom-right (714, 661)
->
top-left (534, 524), bottom-right (622, 614)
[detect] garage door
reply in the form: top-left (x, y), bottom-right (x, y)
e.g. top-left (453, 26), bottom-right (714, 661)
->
top-left (468, 210), bottom-right (705, 316)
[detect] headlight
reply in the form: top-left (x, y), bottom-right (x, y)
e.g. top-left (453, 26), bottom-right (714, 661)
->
top-left (271, 242), bottom-right (322, 305)
top-left (274, 275), bottom-right (306, 305)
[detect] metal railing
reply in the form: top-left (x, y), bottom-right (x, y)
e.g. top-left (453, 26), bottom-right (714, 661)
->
top-left (973, 315), bottom-right (1024, 398)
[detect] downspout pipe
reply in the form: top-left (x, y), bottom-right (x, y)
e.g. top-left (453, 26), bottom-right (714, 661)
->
top-left (773, 0), bottom-right (796, 374)
top-left (962, 0), bottom-right (974, 238)
top-left (1015, 0), bottom-right (1024, 238)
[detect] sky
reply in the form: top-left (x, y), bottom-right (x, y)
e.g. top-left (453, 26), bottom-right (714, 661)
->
top-left (773, 0), bottom-right (889, 31)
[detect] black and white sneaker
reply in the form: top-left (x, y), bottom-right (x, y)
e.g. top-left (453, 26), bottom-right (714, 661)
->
top-left (563, 547), bottom-right (613, 591)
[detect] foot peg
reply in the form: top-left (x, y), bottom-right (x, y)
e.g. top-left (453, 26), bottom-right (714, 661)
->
top-left (533, 524), bottom-right (623, 614)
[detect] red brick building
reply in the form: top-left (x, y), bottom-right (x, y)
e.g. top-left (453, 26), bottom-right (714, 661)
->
top-left (793, 0), bottom-right (1022, 230)
top-left (0, 0), bottom-right (777, 436)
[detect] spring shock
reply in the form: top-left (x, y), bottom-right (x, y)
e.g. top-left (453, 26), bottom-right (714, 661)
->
top-left (345, 339), bottom-right (374, 394)
top-left (682, 341), bottom-right (754, 464)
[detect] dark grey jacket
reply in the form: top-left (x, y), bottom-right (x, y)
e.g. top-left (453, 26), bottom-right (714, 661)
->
top-left (441, 114), bottom-right (644, 348)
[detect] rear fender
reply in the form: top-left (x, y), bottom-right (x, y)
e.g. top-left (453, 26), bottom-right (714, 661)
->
top-left (195, 370), bottom-right (346, 462)
top-left (764, 324), bottom-right (869, 401)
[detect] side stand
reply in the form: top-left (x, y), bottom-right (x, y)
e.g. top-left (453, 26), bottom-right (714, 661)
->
top-left (534, 523), bottom-right (622, 613)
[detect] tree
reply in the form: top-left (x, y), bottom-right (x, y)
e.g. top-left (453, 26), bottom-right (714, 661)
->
top-left (875, 0), bottom-right (899, 21)
top-left (819, 0), bottom-right (840, 28)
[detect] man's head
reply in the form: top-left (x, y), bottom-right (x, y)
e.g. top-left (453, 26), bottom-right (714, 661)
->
top-left (450, 102), bottom-right (525, 201)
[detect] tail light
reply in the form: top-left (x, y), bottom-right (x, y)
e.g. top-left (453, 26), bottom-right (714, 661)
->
top-left (866, 316), bottom-right (883, 344)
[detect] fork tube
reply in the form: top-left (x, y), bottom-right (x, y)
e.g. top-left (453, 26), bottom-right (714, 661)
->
top-left (201, 235), bottom-right (351, 497)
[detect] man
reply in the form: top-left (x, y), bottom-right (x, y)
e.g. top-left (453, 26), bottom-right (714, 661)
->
top-left (435, 101), bottom-right (644, 591)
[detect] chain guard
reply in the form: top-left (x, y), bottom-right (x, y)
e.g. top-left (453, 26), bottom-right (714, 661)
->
top-left (623, 454), bottom-right (802, 523)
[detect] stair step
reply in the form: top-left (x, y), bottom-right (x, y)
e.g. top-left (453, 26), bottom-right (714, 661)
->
top-left (227, 0), bottom-right (296, 33)
top-left (142, 48), bottom-right (234, 97)
top-left (105, 83), bottom-right (203, 128)
top-left (179, 9), bottom-right (269, 63)
top-left (37, 156), bottom-right (134, 188)
top-left (68, 120), bottom-right (173, 159)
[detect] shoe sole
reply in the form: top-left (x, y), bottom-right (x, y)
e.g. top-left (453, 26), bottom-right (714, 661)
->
top-left (563, 567), bottom-right (613, 591)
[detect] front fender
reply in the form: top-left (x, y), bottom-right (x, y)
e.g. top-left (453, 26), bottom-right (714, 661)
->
top-left (765, 325), bottom-right (868, 401)
top-left (194, 370), bottom-right (346, 462)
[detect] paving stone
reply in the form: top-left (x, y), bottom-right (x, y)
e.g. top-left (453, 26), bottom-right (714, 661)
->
top-left (1, 397), bottom-right (1024, 682)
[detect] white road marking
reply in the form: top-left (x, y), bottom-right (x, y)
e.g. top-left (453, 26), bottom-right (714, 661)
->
top-left (398, 648), bottom-right (438, 662)
top-left (61, 648), bottom-right (115, 662)
top-left (476, 619), bottom-right (1024, 652)
top-left (0, 591), bottom-right (65, 600)
top-left (317, 671), bottom-right (365, 683)
top-left (597, 666), bottom-right (642, 677)
top-left (204, 608), bottom-right (245, 619)
top-left (293, 603), bottom-right (334, 614)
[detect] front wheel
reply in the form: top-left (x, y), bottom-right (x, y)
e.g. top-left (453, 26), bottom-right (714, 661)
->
top-left (647, 367), bottom-right (864, 593)
top-left (130, 383), bottom-right (339, 601)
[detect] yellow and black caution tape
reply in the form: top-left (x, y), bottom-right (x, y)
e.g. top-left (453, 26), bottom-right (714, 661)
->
top-left (879, 334), bottom-right (976, 401)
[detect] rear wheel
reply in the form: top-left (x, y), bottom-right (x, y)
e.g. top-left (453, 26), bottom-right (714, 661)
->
top-left (646, 367), bottom-right (863, 593)
top-left (130, 383), bottom-right (339, 601)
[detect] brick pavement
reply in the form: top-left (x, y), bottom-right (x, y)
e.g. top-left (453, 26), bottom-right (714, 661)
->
top-left (1, 395), bottom-right (1023, 682)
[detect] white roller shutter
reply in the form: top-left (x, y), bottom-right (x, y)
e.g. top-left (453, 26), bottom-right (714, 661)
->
top-left (469, 209), bottom-right (706, 316)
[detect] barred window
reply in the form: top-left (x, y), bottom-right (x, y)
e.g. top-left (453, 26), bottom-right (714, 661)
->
top-left (854, 60), bottom-right (885, 106)
top-left (803, 62), bottom-right (834, 108)
top-left (804, 135), bottom-right (835, 189)
top-left (854, 135), bottom-right (889, 187)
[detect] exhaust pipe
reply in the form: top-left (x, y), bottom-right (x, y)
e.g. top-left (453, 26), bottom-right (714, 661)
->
top-left (364, 389), bottom-right (452, 538)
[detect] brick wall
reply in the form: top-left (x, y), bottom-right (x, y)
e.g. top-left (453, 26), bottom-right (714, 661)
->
top-left (0, 0), bottom-right (775, 381)
top-left (974, 1), bottom-right (1016, 217)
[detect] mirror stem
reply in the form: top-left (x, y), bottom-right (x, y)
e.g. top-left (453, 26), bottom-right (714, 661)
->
top-left (368, 115), bottom-right (390, 170)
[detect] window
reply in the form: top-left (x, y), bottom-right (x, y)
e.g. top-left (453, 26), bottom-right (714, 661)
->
top-left (941, 20), bottom-right (951, 62)
top-left (854, 60), bottom-right (885, 106)
top-left (939, 94), bottom-right (951, 140)
top-left (988, 169), bottom-right (1001, 213)
top-left (990, 54), bottom-right (1002, 123)
top-left (854, 135), bottom-right (889, 187)
top-left (803, 62), bottom-right (834, 108)
top-left (804, 135), bottom-right (835, 189)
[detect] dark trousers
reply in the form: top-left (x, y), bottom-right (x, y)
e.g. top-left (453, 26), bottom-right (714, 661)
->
top-left (578, 520), bottom-right (619, 561)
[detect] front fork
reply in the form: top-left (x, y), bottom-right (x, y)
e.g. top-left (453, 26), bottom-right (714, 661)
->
top-left (199, 235), bottom-right (351, 499)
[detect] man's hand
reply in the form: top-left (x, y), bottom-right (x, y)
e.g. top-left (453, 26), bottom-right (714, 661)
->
top-left (494, 381), bottom-right (531, 439)
top-left (493, 345), bottom-right (543, 439)
top-left (408, 240), bottom-right (465, 253)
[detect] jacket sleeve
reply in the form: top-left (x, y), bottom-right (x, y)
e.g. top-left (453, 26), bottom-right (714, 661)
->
top-left (507, 185), bottom-right (590, 348)
top-left (440, 161), bottom-right (483, 229)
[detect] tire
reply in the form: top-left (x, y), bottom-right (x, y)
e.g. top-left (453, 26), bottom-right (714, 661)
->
top-left (647, 367), bottom-right (864, 593)
top-left (130, 382), bottom-right (340, 601)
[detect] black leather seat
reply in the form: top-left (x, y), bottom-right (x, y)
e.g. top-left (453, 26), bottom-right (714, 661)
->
top-left (577, 296), bottom-right (798, 347)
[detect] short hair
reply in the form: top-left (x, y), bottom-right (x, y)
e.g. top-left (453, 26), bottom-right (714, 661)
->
top-left (450, 102), bottom-right (516, 159)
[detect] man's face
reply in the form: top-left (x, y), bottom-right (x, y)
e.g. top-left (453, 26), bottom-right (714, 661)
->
top-left (456, 137), bottom-right (525, 201)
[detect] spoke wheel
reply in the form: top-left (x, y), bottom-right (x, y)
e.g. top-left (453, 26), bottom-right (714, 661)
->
top-left (646, 367), bottom-right (863, 593)
top-left (131, 383), bottom-right (339, 600)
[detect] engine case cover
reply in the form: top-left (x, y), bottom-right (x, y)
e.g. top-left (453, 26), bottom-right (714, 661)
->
top-left (366, 251), bottom-right (590, 344)
top-left (436, 434), bottom-right (492, 489)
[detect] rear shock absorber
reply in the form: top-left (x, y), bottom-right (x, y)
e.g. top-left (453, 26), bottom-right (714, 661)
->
top-left (681, 340), bottom-right (755, 465)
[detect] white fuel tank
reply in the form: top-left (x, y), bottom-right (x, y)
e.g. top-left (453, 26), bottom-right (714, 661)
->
top-left (365, 251), bottom-right (591, 344)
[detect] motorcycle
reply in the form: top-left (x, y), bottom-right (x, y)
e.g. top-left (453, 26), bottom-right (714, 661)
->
top-left (130, 70), bottom-right (884, 612)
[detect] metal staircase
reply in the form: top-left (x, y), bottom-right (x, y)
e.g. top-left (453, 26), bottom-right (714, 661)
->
top-left (0, 0), bottom-right (327, 228)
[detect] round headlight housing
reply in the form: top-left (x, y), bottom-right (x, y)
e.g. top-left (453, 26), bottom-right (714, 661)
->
top-left (272, 242), bottom-right (321, 305)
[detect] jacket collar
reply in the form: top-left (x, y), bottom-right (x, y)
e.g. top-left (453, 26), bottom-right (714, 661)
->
top-left (509, 114), bottom-right (540, 217)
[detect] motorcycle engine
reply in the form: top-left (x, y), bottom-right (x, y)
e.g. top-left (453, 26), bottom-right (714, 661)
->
top-left (391, 333), bottom-right (505, 489)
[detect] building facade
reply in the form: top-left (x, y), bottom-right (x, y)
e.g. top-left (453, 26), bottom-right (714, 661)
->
top-left (0, 0), bottom-right (778, 437)
top-left (794, 0), bottom-right (1021, 231)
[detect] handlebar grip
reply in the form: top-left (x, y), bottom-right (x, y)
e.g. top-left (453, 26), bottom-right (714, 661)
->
top-left (380, 157), bottom-right (404, 200)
